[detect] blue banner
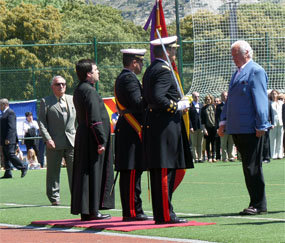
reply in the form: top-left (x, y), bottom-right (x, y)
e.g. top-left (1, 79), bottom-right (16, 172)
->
top-left (9, 100), bottom-right (38, 154)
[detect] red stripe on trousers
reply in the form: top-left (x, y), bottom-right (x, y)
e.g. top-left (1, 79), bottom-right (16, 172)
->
top-left (129, 170), bottom-right (136, 217)
top-left (161, 168), bottom-right (170, 222)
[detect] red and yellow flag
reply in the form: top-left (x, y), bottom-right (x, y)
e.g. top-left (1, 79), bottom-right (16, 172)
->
top-left (103, 97), bottom-right (117, 133)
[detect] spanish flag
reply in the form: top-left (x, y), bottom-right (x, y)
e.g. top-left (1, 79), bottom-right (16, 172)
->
top-left (144, 0), bottom-right (190, 192)
top-left (103, 97), bottom-right (117, 134)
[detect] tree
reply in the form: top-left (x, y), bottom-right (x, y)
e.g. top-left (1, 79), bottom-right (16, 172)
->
top-left (61, 2), bottom-right (149, 97)
top-left (0, 0), bottom-right (149, 99)
top-left (0, 1), bottom-right (67, 100)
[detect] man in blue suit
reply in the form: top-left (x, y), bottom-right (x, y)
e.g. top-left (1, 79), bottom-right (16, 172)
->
top-left (218, 40), bottom-right (270, 215)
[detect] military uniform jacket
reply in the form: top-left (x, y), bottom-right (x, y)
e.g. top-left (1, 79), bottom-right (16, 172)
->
top-left (114, 69), bottom-right (145, 170)
top-left (142, 59), bottom-right (193, 169)
top-left (71, 81), bottom-right (114, 214)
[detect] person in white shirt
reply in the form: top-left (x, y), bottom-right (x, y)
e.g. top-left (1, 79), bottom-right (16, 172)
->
top-left (23, 112), bottom-right (39, 158)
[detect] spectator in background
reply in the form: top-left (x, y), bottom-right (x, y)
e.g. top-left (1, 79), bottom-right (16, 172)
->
top-left (189, 92), bottom-right (204, 163)
top-left (26, 148), bottom-right (41, 170)
top-left (0, 98), bottom-right (28, 179)
top-left (216, 91), bottom-right (235, 162)
top-left (38, 130), bottom-right (46, 168)
top-left (281, 93), bottom-right (285, 157)
top-left (38, 76), bottom-right (76, 206)
top-left (214, 96), bottom-right (222, 160)
top-left (23, 111), bottom-right (39, 158)
top-left (269, 90), bottom-right (283, 159)
top-left (214, 97), bottom-right (221, 107)
top-left (15, 144), bottom-right (24, 162)
top-left (262, 92), bottom-right (273, 163)
top-left (201, 94), bottom-right (217, 162)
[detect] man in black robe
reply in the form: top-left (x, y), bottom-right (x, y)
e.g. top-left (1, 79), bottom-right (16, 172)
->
top-left (142, 36), bottom-right (194, 224)
top-left (114, 49), bottom-right (151, 221)
top-left (71, 59), bottom-right (114, 221)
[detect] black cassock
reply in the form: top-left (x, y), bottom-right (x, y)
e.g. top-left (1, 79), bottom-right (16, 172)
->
top-left (71, 81), bottom-right (114, 216)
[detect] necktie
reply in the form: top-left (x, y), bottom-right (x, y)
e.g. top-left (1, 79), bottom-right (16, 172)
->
top-left (233, 68), bottom-right (241, 84)
top-left (59, 98), bottom-right (68, 124)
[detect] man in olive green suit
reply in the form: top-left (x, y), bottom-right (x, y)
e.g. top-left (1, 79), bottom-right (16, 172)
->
top-left (38, 76), bottom-right (76, 206)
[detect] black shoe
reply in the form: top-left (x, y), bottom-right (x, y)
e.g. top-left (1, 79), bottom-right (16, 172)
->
top-left (51, 201), bottom-right (60, 206)
top-left (81, 212), bottom-right (111, 221)
top-left (239, 206), bottom-right (267, 215)
top-left (21, 165), bottom-right (28, 178)
top-left (1, 174), bottom-right (12, 179)
top-left (123, 214), bottom-right (153, 221)
top-left (155, 216), bottom-right (188, 224)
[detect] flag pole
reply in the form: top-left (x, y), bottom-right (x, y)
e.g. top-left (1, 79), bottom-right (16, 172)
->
top-left (155, 29), bottom-right (183, 98)
top-left (175, 0), bottom-right (184, 88)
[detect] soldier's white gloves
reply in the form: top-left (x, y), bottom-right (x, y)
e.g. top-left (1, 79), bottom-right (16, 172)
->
top-left (177, 100), bottom-right (190, 111)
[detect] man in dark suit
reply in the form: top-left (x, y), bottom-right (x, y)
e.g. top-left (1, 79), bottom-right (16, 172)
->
top-left (282, 99), bottom-right (285, 157)
top-left (216, 91), bottom-right (235, 162)
top-left (38, 76), bottom-right (76, 206)
top-left (218, 40), bottom-right (270, 215)
top-left (189, 92), bottom-right (204, 162)
top-left (0, 98), bottom-right (28, 179)
top-left (114, 49), bottom-right (151, 221)
top-left (142, 36), bottom-right (194, 224)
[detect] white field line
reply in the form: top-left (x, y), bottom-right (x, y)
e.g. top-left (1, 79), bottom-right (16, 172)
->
top-left (0, 223), bottom-right (215, 243)
top-left (1, 203), bottom-right (284, 222)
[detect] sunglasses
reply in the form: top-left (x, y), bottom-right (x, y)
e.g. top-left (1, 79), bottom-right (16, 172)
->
top-left (54, 83), bottom-right (66, 87)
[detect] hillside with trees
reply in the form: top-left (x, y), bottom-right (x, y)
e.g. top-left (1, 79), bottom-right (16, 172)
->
top-left (0, 0), bottom-right (283, 100)
top-left (0, 0), bottom-right (149, 99)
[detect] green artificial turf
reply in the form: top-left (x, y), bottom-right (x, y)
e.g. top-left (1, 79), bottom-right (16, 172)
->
top-left (0, 159), bottom-right (284, 243)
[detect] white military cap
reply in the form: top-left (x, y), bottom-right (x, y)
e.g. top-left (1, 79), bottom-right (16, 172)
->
top-left (150, 36), bottom-right (179, 47)
top-left (120, 49), bottom-right (147, 60)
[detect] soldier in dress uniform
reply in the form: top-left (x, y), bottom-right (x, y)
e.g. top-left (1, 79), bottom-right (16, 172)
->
top-left (114, 49), bottom-right (152, 221)
top-left (142, 36), bottom-right (194, 224)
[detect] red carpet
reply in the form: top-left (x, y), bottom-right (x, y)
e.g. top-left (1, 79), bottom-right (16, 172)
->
top-left (31, 217), bottom-right (215, 232)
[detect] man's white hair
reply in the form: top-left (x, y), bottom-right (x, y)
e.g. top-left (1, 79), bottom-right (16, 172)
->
top-left (0, 98), bottom-right (9, 105)
top-left (192, 91), bottom-right (199, 98)
top-left (51, 75), bottom-right (66, 85)
top-left (231, 40), bottom-right (253, 58)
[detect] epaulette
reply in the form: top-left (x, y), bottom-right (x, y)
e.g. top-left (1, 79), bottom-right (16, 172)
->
top-left (166, 99), bottom-right (178, 113)
top-left (162, 65), bottom-right (171, 71)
